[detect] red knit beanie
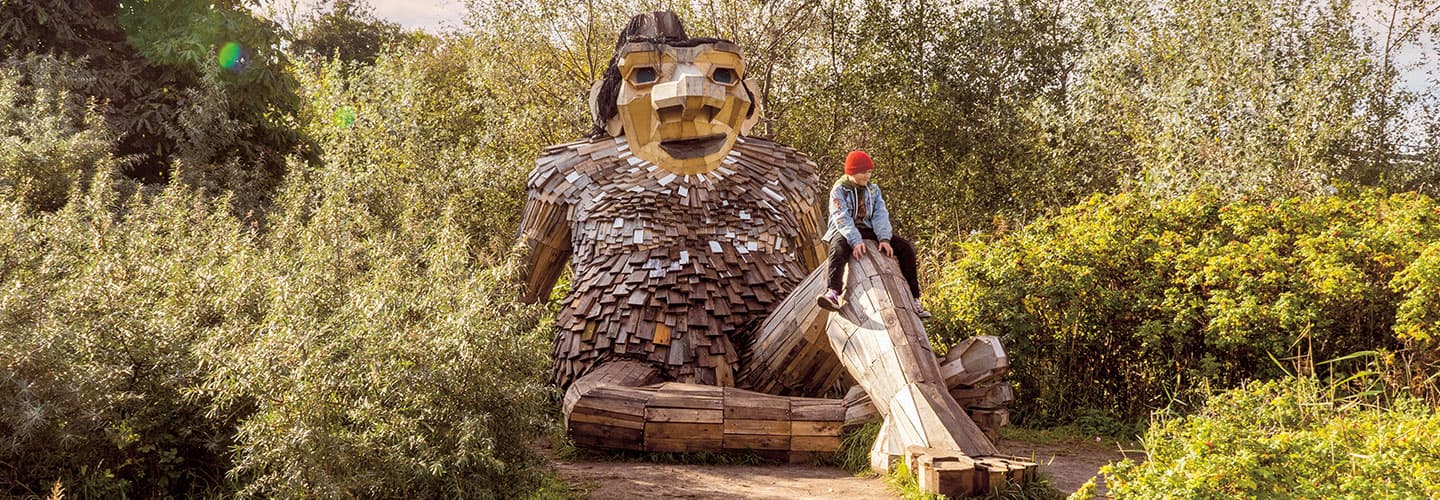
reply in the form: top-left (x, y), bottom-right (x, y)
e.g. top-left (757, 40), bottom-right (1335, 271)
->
top-left (845, 150), bottom-right (873, 175)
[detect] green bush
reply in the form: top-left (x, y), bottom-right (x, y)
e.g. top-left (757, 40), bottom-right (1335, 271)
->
top-left (0, 174), bottom-right (251, 497)
top-left (0, 55), bottom-right (116, 212)
top-left (929, 189), bottom-right (1440, 426)
top-left (198, 160), bottom-right (553, 497)
top-left (1095, 376), bottom-right (1440, 498)
top-left (1, 167), bottom-right (555, 498)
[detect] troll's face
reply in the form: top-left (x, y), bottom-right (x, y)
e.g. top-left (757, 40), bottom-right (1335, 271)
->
top-left (610, 40), bottom-right (755, 174)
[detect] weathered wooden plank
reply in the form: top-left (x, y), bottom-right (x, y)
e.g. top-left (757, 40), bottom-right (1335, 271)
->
top-left (723, 419), bottom-right (791, 435)
top-left (789, 435), bottom-right (842, 452)
top-left (645, 422), bottom-right (722, 440)
top-left (569, 421), bottom-right (644, 450)
top-left (790, 420), bottom-right (843, 436)
top-left (722, 433), bottom-right (790, 450)
top-left (789, 398), bottom-right (845, 421)
top-left (644, 407), bottom-right (723, 424)
top-left (722, 388), bottom-right (790, 420)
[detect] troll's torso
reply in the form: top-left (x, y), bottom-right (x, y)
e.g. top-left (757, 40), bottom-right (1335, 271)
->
top-left (529, 135), bottom-right (821, 388)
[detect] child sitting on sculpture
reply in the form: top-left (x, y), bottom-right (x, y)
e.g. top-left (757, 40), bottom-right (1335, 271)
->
top-left (815, 150), bottom-right (931, 319)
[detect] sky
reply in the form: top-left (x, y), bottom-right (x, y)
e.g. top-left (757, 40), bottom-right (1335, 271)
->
top-left (255, 0), bottom-right (465, 33)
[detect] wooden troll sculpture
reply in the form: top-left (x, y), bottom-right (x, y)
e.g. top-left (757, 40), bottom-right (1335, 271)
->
top-left (517, 11), bottom-right (1035, 495)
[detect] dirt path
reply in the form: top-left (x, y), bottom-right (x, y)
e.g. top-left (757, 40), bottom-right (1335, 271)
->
top-left (994, 437), bottom-right (1134, 494)
top-left (549, 437), bottom-right (1134, 498)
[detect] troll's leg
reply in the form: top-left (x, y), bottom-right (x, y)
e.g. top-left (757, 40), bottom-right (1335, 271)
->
top-left (564, 360), bottom-right (846, 458)
top-left (739, 242), bottom-right (995, 456)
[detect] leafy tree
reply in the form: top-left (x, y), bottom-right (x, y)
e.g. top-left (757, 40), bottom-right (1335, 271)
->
top-left (290, 0), bottom-right (407, 65)
top-left (0, 0), bottom-right (311, 213)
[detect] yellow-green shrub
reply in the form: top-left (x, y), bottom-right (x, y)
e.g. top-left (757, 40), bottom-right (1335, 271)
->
top-left (1097, 376), bottom-right (1440, 498)
top-left (930, 189), bottom-right (1440, 426)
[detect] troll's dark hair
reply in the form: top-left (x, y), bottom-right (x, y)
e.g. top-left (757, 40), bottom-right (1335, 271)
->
top-left (590, 12), bottom-right (756, 137)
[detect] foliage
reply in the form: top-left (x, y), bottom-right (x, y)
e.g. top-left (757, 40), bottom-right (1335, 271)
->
top-left (290, 0), bottom-right (407, 66)
top-left (774, 0), bottom-right (1101, 234)
top-left (929, 189), bottom-right (1440, 425)
top-left (1071, 0), bottom-right (1379, 198)
top-left (1097, 376), bottom-right (1440, 498)
top-left (0, 174), bottom-right (249, 497)
top-left (200, 163), bottom-right (554, 497)
top-left (293, 34), bottom-right (545, 256)
top-left (0, 43), bottom-right (560, 494)
top-left (0, 0), bottom-right (310, 212)
top-left (834, 420), bottom-right (883, 474)
top-left (0, 55), bottom-right (116, 212)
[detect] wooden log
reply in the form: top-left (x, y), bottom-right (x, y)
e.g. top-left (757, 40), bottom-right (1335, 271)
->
top-left (789, 397), bottom-right (845, 421)
top-left (649, 382), bottom-right (724, 410)
top-left (824, 244), bottom-right (999, 469)
top-left (569, 421), bottom-right (644, 450)
top-left (645, 422), bottom-right (722, 441)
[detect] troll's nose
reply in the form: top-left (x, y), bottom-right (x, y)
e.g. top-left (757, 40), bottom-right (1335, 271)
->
top-left (651, 73), bottom-right (726, 121)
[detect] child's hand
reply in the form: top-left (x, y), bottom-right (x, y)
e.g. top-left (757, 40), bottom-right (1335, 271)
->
top-left (852, 242), bottom-right (867, 259)
top-left (879, 241), bottom-right (894, 257)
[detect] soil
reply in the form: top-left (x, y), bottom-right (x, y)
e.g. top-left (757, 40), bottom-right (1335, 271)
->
top-left (547, 437), bottom-right (1136, 498)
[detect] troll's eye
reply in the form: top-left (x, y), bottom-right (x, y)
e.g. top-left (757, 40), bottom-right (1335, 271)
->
top-left (631, 67), bottom-right (658, 85)
top-left (711, 67), bottom-right (737, 85)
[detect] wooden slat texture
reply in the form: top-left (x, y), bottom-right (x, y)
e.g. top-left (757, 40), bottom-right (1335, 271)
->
top-left (824, 242), bottom-right (999, 464)
top-left (724, 419), bottom-right (791, 435)
top-left (723, 433), bottom-right (791, 450)
top-left (524, 133), bottom-right (822, 391)
top-left (940, 335), bottom-right (1009, 388)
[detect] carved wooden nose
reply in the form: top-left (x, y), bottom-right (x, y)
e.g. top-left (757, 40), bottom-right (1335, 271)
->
top-left (652, 73), bottom-right (725, 120)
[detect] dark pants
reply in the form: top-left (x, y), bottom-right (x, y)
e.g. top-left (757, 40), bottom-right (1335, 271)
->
top-left (826, 228), bottom-right (920, 299)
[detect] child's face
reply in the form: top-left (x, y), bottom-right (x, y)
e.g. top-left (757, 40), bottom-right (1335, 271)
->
top-left (849, 171), bottom-right (872, 184)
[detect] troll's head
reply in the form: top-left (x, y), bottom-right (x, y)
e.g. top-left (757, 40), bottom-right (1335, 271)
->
top-left (590, 11), bottom-right (760, 174)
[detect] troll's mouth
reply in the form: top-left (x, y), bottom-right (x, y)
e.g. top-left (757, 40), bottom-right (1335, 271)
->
top-left (659, 134), bottom-right (727, 159)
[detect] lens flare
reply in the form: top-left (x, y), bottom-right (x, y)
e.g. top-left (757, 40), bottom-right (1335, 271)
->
top-left (219, 42), bottom-right (245, 71)
top-left (334, 106), bottom-right (357, 129)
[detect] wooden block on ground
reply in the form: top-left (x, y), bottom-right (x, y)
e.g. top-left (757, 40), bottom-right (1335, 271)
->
top-left (916, 453), bottom-right (978, 498)
top-left (786, 451), bottom-right (818, 464)
top-left (974, 458), bottom-right (1009, 495)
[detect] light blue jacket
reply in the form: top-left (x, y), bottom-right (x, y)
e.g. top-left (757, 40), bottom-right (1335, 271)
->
top-left (822, 179), bottom-right (892, 245)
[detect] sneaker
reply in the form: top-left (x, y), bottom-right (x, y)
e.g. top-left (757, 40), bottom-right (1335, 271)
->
top-left (913, 299), bottom-right (932, 319)
top-left (816, 289), bottom-right (843, 311)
